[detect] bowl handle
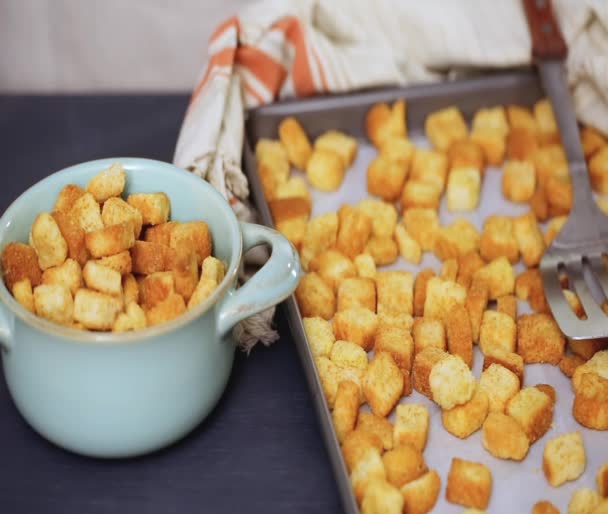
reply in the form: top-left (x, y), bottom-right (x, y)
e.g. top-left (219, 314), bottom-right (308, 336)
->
top-left (216, 222), bottom-right (301, 338)
top-left (0, 302), bottom-right (14, 352)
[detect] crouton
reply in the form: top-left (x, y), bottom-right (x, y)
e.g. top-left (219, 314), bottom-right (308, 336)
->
top-left (274, 177), bottom-right (311, 209)
top-left (446, 458), bottom-right (492, 510)
top-left (201, 256), bottom-right (225, 284)
top-left (568, 488), bottom-right (602, 514)
top-left (377, 312), bottom-right (414, 332)
top-left (122, 273), bottom-right (139, 305)
top-left (33, 283), bottom-right (74, 325)
top-left (307, 148), bottom-right (345, 191)
top-left (309, 249), bottom-right (356, 292)
top-left (581, 126), bottom-right (606, 158)
top-left (51, 210), bottom-right (89, 267)
top-left (86, 162), bottom-right (126, 202)
top-left (457, 250), bottom-right (486, 290)
top-left (429, 354), bottom-right (476, 409)
top-left (354, 254), bottom-right (377, 279)
top-left (146, 293), bottom-right (186, 327)
top-left (375, 325), bottom-right (413, 373)
top-left (357, 200), bottom-right (398, 238)
top-left (502, 160), bottom-right (536, 202)
top-left (466, 278), bottom-right (489, 343)
top-left (448, 139), bottom-right (485, 170)
top-left (268, 196), bottom-right (309, 224)
top-left (434, 219), bottom-right (480, 261)
top-left (365, 100), bottom-right (407, 148)
top-left (572, 350), bottom-right (608, 392)
top-left (81, 260), bottom-right (122, 297)
top-left (126, 193), bottom-right (170, 226)
top-left (497, 294), bottom-right (517, 320)
top-left (479, 363), bottom-right (520, 414)
top-left (479, 310), bottom-right (517, 355)
top-left (413, 269), bottom-right (435, 317)
top-left (532, 500), bottom-right (560, 514)
top-left (277, 116), bottom-right (312, 170)
top-left (315, 356), bottom-right (342, 408)
top-left (410, 148), bottom-right (448, 193)
top-left (473, 256), bottom-right (514, 300)
top-left (573, 373), bottom-right (608, 430)
top-left (300, 213), bottom-right (338, 271)
top-left (533, 144), bottom-right (567, 188)
top-left (255, 138), bottom-right (288, 166)
top-left (276, 217), bottom-right (308, 251)
top-left (425, 106), bottom-right (468, 151)
top-left (482, 349), bottom-right (524, 385)
top-left (442, 387), bottom-right (489, 439)
top-left (471, 128), bottom-right (506, 166)
top-left (31, 212), bottom-right (68, 270)
top-left (257, 157), bottom-right (287, 201)
top-left (367, 154), bottom-right (407, 201)
top-left (41, 258), bottom-right (82, 296)
top-left (543, 432), bottom-right (586, 487)
top-left (333, 308), bottom-right (378, 351)
top-left (187, 276), bottom-right (218, 310)
top-left (166, 221), bottom-right (212, 266)
top-left (95, 250), bottom-right (132, 275)
top-left (546, 175), bottom-right (573, 217)
top-left (314, 130), bottom-right (357, 167)
top-left (507, 105), bottom-right (537, 133)
top-left (357, 412), bottom-right (394, 451)
top-left (364, 236), bottom-right (398, 266)
top-left (403, 208), bottom-right (440, 252)
top-left (400, 180), bottom-right (441, 209)
top-left (11, 278), bottom-right (34, 312)
top-left (394, 225), bottom-right (421, 265)
top-left (515, 269), bottom-right (549, 313)
top-left (517, 313), bottom-right (565, 364)
top-left (530, 186), bottom-right (550, 223)
top-left (447, 167), bottom-right (481, 211)
top-left (336, 205), bottom-right (372, 260)
top-left (165, 248), bottom-right (198, 301)
top-left (85, 222), bottom-right (135, 259)
top-left (382, 444), bottom-right (427, 488)
top-left (332, 380), bottom-right (360, 443)
top-left (412, 347), bottom-right (449, 398)
top-left (446, 304), bottom-right (473, 367)
top-left (360, 479), bottom-right (403, 514)
top-left (507, 127), bottom-right (539, 161)
top-left (559, 354), bottom-right (586, 378)
top-left (544, 216), bottom-right (567, 247)
top-left (413, 317), bottom-right (446, 354)
top-left (423, 277), bottom-right (467, 321)
top-left (394, 403), bottom-right (430, 452)
top-left (379, 136), bottom-right (414, 169)
top-left (350, 448), bottom-right (386, 504)
top-left (130, 240), bottom-right (169, 275)
top-left (54, 184), bottom-right (85, 213)
top-left (331, 340), bottom-right (368, 371)
top-left (302, 317), bottom-right (335, 358)
top-left (376, 271), bottom-right (413, 316)
top-left (400, 470), bottom-right (441, 514)
top-left (482, 412), bottom-right (529, 460)
top-left (569, 339), bottom-right (607, 361)
top-left (598, 462), bottom-right (608, 497)
top-left (1, 242), bottom-right (42, 289)
top-left (144, 221), bottom-right (178, 246)
top-left (69, 192), bottom-right (104, 233)
top-left (440, 259), bottom-right (459, 282)
top-left (112, 302), bottom-right (146, 332)
top-left (513, 212), bottom-right (545, 267)
top-left (363, 353), bottom-right (403, 417)
top-left (534, 99), bottom-right (560, 144)
top-left (342, 428), bottom-right (383, 472)
top-left (138, 272), bottom-right (175, 310)
top-left (507, 387), bottom-right (554, 443)
top-left (73, 288), bottom-right (121, 330)
top-left (479, 216), bottom-right (519, 264)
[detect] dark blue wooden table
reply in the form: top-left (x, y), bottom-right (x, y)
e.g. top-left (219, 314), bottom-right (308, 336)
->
top-left (0, 95), bottom-right (342, 514)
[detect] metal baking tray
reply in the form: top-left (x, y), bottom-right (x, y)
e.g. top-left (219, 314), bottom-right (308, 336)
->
top-left (242, 69), bottom-right (598, 514)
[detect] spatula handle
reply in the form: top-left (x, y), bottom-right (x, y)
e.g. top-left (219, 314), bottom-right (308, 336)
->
top-left (522, 0), bottom-right (567, 59)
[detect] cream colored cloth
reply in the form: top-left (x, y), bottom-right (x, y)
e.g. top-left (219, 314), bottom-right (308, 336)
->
top-left (174, 0), bottom-right (608, 350)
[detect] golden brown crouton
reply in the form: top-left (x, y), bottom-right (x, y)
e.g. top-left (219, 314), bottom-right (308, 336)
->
top-left (482, 349), bottom-right (524, 385)
top-left (515, 268), bottom-right (549, 313)
top-left (479, 216), bottom-right (519, 264)
top-left (85, 222), bottom-right (135, 259)
top-left (33, 284), bottom-right (74, 325)
top-left (51, 210), bottom-right (89, 267)
top-left (447, 167), bottom-right (481, 212)
top-left (360, 478), bottom-right (403, 514)
top-left (448, 139), bottom-right (485, 170)
top-left (335, 205), bottom-right (372, 260)
top-left (127, 193), bottom-right (170, 226)
top-left (299, 212), bottom-right (338, 271)
top-left (532, 500), bottom-right (560, 514)
top-left (274, 177), bottom-right (311, 208)
top-left (473, 256), bottom-right (514, 300)
top-left (112, 302), bottom-right (147, 332)
top-left (314, 130), bottom-right (357, 167)
top-left (350, 448), bottom-right (386, 504)
top-left (379, 136), bottom-right (414, 170)
top-left (497, 294), bottom-right (517, 320)
top-left (122, 273), bottom-right (139, 305)
top-left (146, 293), bottom-right (186, 327)
top-left (11, 278), bottom-right (34, 313)
top-left (530, 186), bottom-right (550, 223)
top-left (306, 148), bottom-right (345, 191)
top-left (86, 162), bottom-right (126, 202)
top-left (413, 317), bottom-right (446, 355)
top-left (598, 462), bottom-right (608, 497)
top-left (341, 429), bottom-right (383, 472)
top-left (403, 208), bottom-right (440, 252)
top-left (382, 444), bottom-right (427, 488)
top-left (278, 116), bottom-right (312, 170)
top-left (446, 458), bottom-right (492, 510)
top-left (507, 104), bottom-right (537, 132)
top-left (309, 249), bottom-right (356, 292)
top-left (533, 144), bottom-right (567, 188)
top-left (363, 353), bottom-right (403, 417)
top-left (366, 100), bottom-right (407, 148)
top-left (394, 403), bottom-right (430, 452)
top-left (130, 240), bottom-right (170, 275)
top-left (331, 340), bottom-right (368, 371)
top-left (429, 354), bottom-right (476, 409)
top-left (375, 325), bottom-right (413, 373)
top-left (168, 221), bottom-right (212, 265)
top-left (446, 304), bottom-right (473, 368)
top-left (507, 127), bottom-right (539, 161)
top-left (42, 258), bottom-right (82, 296)
top-left (502, 160), bottom-right (536, 202)
top-left (1, 242), bottom-right (42, 289)
top-left (315, 356), bottom-right (342, 408)
top-left (302, 317), bottom-right (335, 358)
top-left (482, 412), bottom-right (529, 460)
top-left (69, 192), bottom-right (103, 233)
top-left (479, 310), bottom-right (517, 355)
top-left (442, 387), bottom-right (489, 439)
top-left (333, 308), bottom-right (378, 351)
top-left (138, 272), bottom-right (175, 310)
top-left (354, 254), bottom-right (377, 280)
top-left (534, 99), bottom-right (559, 144)
top-left (82, 260), bottom-right (122, 297)
top-left (569, 339), bottom-right (607, 361)
top-left (457, 250), bottom-right (486, 290)
top-left (571, 350), bottom-right (608, 393)
top-left (517, 313), bottom-right (565, 364)
top-left (544, 216), bottom-right (567, 247)
top-left (257, 157), bottom-right (287, 201)
top-left (559, 353), bottom-right (586, 378)
top-left (101, 197), bottom-right (143, 238)
top-left (400, 469), bottom-right (441, 514)
top-left (357, 412), bottom-right (393, 451)
top-left (95, 250), bottom-right (132, 275)
top-left (590, 147), bottom-right (608, 194)
top-left (568, 488), bottom-right (602, 514)
top-left (166, 248), bottom-right (199, 303)
top-left (466, 278), bottom-right (489, 343)
top-left (275, 211), bottom-right (308, 248)
top-left (513, 212), bottom-right (545, 267)
top-left (423, 277), bottom-right (467, 321)
top-left (400, 180), bottom-right (441, 210)
top-left (54, 184), bottom-right (85, 213)
top-left (393, 225), bottom-right (421, 264)
top-left (375, 270), bottom-right (413, 316)
top-left (143, 221), bottom-right (178, 246)
top-left (377, 312), bottom-right (414, 332)
top-left (73, 288), bottom-right (121, 330)
top-left (506, 386), bottom-right (554, 444)
top-left (364, 236), bottom-right (398, 266)
top-left (471, 127), bottom-right (506, 166)
top-left (201, 256), bottom-right (225, 284)
top-left (440, 258), bottom-right (459, 282)
top-left (410, 148), bottom-right (448, 193)
top-left (546, 176), bottom-right (573, 217)
top-left (425, 106), bottom-right (468, 152)
top-left (581, 126), bottom-right (606, 158)
top-left (357, 200), bottom-right (398, 239)
top-left (332, 380), bottom-right (360, 443)
top-left (543, 432), bottom-right (586, 487)
top-left (572, 373), bottom-right (608, 430)
top-left (413, 269), bottom-right (435, 317)
top-left (366, 154), bottom-right (408, 201)
top-left (434, 219), bottom-right (480, 261)
top-left (186, 276), bottom-right (218, 310)
top-left (255, 138), bottom-right (288, 166)
top-left (479, 363), bottom-right (520, 414)
top-left (31, 212), bottom-right (68, 270)
top-left (412, 347), bottom-right (449, 398)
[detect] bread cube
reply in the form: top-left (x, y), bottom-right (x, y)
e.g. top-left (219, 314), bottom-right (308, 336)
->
top-left (363, 353), bottom-right (403, 417)
top-left (502, 160), bottom-right (536, 202)
top-left (144, 221), bottom-right (178, 246)
top-left (446, 458), bottom-right (492, 510)
top-left (581, 126), bottom-right (606, 158)
top-left (410, 148), bottom-right (448, 193)
top-left (482, 412), bottom-right (529, 460)
top-left (447, 167), bottom-right (481, 211)
top-left (269, 195), bottom-right (309, 224)
top-left (127, 193), bottom-right (170, 226)
top-left (425, 106), bottom-right (468, 152)
top-left (482, 349), bottom-right (524, 386)
top-left (544, 216), bottom-right (567, 247)
top-left (315, 356), bottom-right (342, 407)
top-left (400, 180), bottom-right (441, 209)
top-left (376, 270), bottom-right (413, 316)
top-left (70, 192), bottom-right (104, 233)
top-left (306, 148), bottom-right (345, 191)
top-left (590, 146), bottom-right (608, 194)
top-left (374, 325), bottom-right (413, 372)
top-left (33, 284), bottom-right (73, 325)
top-left (479, 310), bottom-right (516, 355)
top-left (466, 278), bottom-right (489, 343)
top-left (130, 240), bottom-right (170, 275)
top-left (507, 127), bottom-right (539, 161)
top-left (506, 386), bottom-right (554, 443)
top-left (532, 501), bottom-right (560, 514)
top-left (314, 130), bottom-right (357, 167)
top-left (331, 340), bottom-right (368, 371)
top-left (517, 313), bottom-right (565, 364)
top-left (112, 302), bottom-right (147, 332)
top-left (473, 256), bottom-right (514, 300)
top-left (277, 116), bottom-right (312, 170)
top-left (51, 210), bottom-right (89, 267)
top-left (277, 215), bottom-right (308, 251)
top-left (403, 208), bottom-right (440, 252)
top-left (11, 279), bottom-right (34, 313)
top-left (423, 277), bottom-right (467, 321)
top-left (300, 212), bottom-right (338, 271)
top-left (257, 157), bottom-right (287, 201)
top-left (54, 184), bottom-right (86, 213)
top-left (513, 212), bottom-right (545, 267)
top-left (357, 412), bottom-right (394, 451)
top-left (332, 380), bottom-right (360, 443)
top-left (457, 250), bottom-right (486, 290)
top-left (95, 250), bottom-right (132, 275)
top-left (274, 177), bottom-right (311, 209)
top-left (336, 205), bottom-right (372, 260)
top-left (543, 432), bottom-right (586, 487)
top-left (530, 186), bottom-right (550, 222)
top-left (87, 162), bottom-right (126, 202)
top-left (333, 308), bottom-right (378, 351)
top-left (429, 354), bottom-right (475, 409)
top-left (364, 236), bottom-right (398, 266)
top-left (377, 312), bottom-right (414, 332)
top-left (309, 249), bottom-right (356, 292)
top-left (546, 175), bottom-right (573, 217)
top-left (146, 293), bottom-right (186, 326)
top-left (568, 488), bottom-right (602, 514)
top-left (255, 138), bottom-right (287, 163)
top-left (166, 248), bottom-right (198, 301)
top-left (360, 479), bottom-right (403, 514)
top-left (413, 269), bottom-right (434, 317)
top-left (598, 462), bottom-right (608, 497)
top-left (533, 144), bottom-right (567, 188)
top-left (572, 350), bottom-right (608, 393)
top-left (139, 271), bottom-right (175, 310)
top-left (73, 288), bottom-right (121, 330)
top-left (440, 258), bottom-right (458, 282)
top-left (507, 105), bottom-right (537, 133)
top-left (400, 470), bottom-right (441, 514)
top-left (302, 317), bottom-right (335, 358)
top-left (354, 254), bottom-right (377, 279)
top-left (448, 139), bottom-right (485, 170)
top-left (479, 215), bottom-right (519, 264)
top-left (413, 347), bottom-right (449, 398)
top-left (559, 353), bottom-right (586, 378)
top-left (573, 372), bottom-right (608, 430)
top-left (446, 304), bottom-right (473, 368)
top-left (479, 363), bottom-right (520, 413)
top-left (534, 99), bottom-right (559, 144)
top-left (379, 136), bottom-right (414, 169)
top-left (413, 317), bottom-right (446, 354)
top-left (82, 260), bottom-right (122, 297)
top-left (122, 273), bottom-right (139, 305)
top-left (393, 225), bottom-right (421, 265)
top-left (1, 242), bottom-right (42, 289)
top-left (341, 428), bottom-right (383, 471)
top-left (382, 444), bottom-right (427, 488)
top-left (85, 221), bottom-right (135, 259)
top-left (366, 154), bottom-right (407, 201)
top-left (497, 294), bottom-right (517, 320)
top-left (394, 403), bottom-right (429, 452)
top-left (350, 448), bottom-right (386, 504)
top-left (442, 387), bottom-right (489, 439)
top-left (31, 212), bottom-right (68, 270)
top-left (365, 100), bottom-right (407, 148)
top-left (515, 268), bottom-right (549, 312)
top-left (434, 219), bottom-right (480, 261)
top-left (42, 258), bottom-right (82, 296)
top-left (357, 200), bottom-right (398, 238)
top-left (471, 128), bottom-right (506, 166)
top-left (167, 221), bottom-right (212, 265)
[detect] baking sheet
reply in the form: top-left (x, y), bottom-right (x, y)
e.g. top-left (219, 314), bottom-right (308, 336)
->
top-left (244, 71), bottom-right (608, 514)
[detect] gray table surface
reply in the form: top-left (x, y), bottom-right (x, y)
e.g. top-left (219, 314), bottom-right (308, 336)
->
top-left (0, 95), bottom-right (342, 514)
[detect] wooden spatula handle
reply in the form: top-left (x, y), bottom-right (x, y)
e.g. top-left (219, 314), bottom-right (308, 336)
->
top-left (522, 0), bottom-right (567, 59)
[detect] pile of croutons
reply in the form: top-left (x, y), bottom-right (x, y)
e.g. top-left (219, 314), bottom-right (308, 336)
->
top-left (1, 162), bottom-right (225, 332)
top-left (254, 97), bottom-right (608, 513)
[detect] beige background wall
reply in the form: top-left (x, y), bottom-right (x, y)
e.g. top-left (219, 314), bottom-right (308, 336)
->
top-left (0, 0), bottom-right (252, 93)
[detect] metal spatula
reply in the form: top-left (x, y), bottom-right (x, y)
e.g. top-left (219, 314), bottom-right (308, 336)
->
top-left (523, 0), bottom-right (608, 340)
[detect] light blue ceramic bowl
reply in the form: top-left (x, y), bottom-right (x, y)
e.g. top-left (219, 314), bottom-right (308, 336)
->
top-left (0, 158), bottom-right (301, 458)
